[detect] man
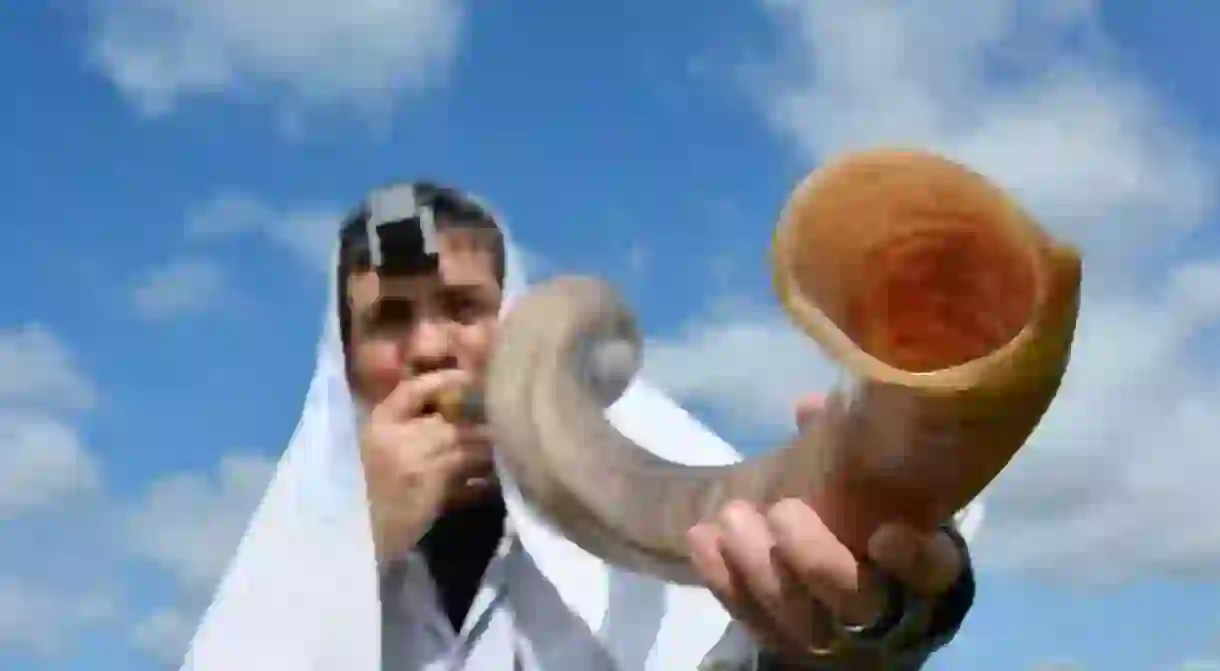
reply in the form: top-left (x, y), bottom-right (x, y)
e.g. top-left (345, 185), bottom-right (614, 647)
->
top-left (180, 181), bottom-right (979, 670)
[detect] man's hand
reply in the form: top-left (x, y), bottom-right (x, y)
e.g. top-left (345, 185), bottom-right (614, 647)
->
top-left (686, 394), bottom-right (965, 662)
top-left (361, 369), bottom-right (495, 565)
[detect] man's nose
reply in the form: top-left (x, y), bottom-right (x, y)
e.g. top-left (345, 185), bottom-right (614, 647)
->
top-left (405, 317), bottom-right (458, 373)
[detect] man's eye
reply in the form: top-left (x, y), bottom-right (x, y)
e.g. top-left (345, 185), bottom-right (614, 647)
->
top-left (369, 302), bottom-right (414, 329)
top-left (447, 298), bottom-right (485, 323)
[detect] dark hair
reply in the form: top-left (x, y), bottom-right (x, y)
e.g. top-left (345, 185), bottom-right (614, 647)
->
top-left (336, 181), bottom-right (507, 354)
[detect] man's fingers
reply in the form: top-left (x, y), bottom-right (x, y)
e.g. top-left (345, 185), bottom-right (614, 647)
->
top-left (375, 415), bottom-right (488, 472)
top-left (686, 522), bottom-right (789, 650)
top-left (426, 433), bottom-right (494, 492)
top-left (376, 369), bottom-right (471, 420)
top-left (766, 499), bottom-right (883, 627)
top-left (867, 524), bottom-right (963, 597)
top-left (370, 416), bottom-right (456, 466)
top-left (714, 501), bottom-right (820, 647)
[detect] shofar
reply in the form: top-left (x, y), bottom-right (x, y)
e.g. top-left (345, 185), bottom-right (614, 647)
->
top-left (470, 148), bottom-right (1082, 586)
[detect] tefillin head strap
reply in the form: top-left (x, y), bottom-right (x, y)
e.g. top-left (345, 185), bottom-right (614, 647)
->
top-left (364, 182), bottom-right (440, 274)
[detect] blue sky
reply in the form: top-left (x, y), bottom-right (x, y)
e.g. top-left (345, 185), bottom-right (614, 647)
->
top-left (1, 1), bottom-right (1218, 670)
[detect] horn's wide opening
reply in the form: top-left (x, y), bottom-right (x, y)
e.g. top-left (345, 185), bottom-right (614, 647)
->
top-left (849, 226), bottom-right (1037, 372)
top-left (786, 157), bottom-right (1041, 373)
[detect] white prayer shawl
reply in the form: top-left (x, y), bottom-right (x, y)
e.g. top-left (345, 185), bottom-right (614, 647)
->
top-left (179, 209), bottom-right (985, 671)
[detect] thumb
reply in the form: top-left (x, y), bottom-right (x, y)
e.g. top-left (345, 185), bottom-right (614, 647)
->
top-left (867, 524), bottom-right (963, 597)
top-left (794, 392), bottom-right (827, 428)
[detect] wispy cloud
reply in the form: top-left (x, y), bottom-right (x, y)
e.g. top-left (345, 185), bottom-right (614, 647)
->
top-left (121, 453), bottom-right (275, 663)
top-left (85, 0), bottom-right (467, 122)
top-left (187, 192), bottom-right (341, 274)
top-left (0, 326), bottom-right (112, 657)
top-left (131, 258), bottom-right (226, 321)
top-left (0, 580), bottom-right (119, 657)
top-left (0, 326), bottom-right (96, 412)
top-left (0, 414), bottom-right (101, 520)
top-left (0, 326), bottom-right (101, 519)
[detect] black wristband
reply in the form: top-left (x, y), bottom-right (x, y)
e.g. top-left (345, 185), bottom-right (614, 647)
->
top-left (920, 522), bottom-right (976, 646)
top-left (847, 565), bottom-right (907, 640)
top-left (754, 522), bottom-right (976, 670)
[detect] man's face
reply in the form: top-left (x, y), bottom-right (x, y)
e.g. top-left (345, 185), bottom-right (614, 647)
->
top-left (345, 227), bottom-right (503, 407)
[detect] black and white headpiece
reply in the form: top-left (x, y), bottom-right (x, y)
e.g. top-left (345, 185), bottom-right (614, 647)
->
top-left (364, 182), bottom-right (440, 268)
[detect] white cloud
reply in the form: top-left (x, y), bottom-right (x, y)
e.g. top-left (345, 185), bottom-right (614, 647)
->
top-left (120, 453), bottom-right (274, 663)
top-left (645, 299), bottom-right (836, 431)
top-left (132, 258), bottom-right (227, 320)
top-left (130, 608), bottom-right (195, 664)
top-left (0, 327), bottom-right (101, 517)
top-left (0, 325), bottom-right (96, 411)
top-left (125, 453), bottom-right (275, 593)
top-left (86, 0), bottom-right (466, 119)
top-left (187, 192), bottom-right (341, 274)
top-left (0, 327), bottom-right (112, 657)
top-left (0, 414), bottom-right (101, 519)
top-left (0, 580), bottom-right (118, 656)
top-left (646, 0), bottom-right (1220, 581)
